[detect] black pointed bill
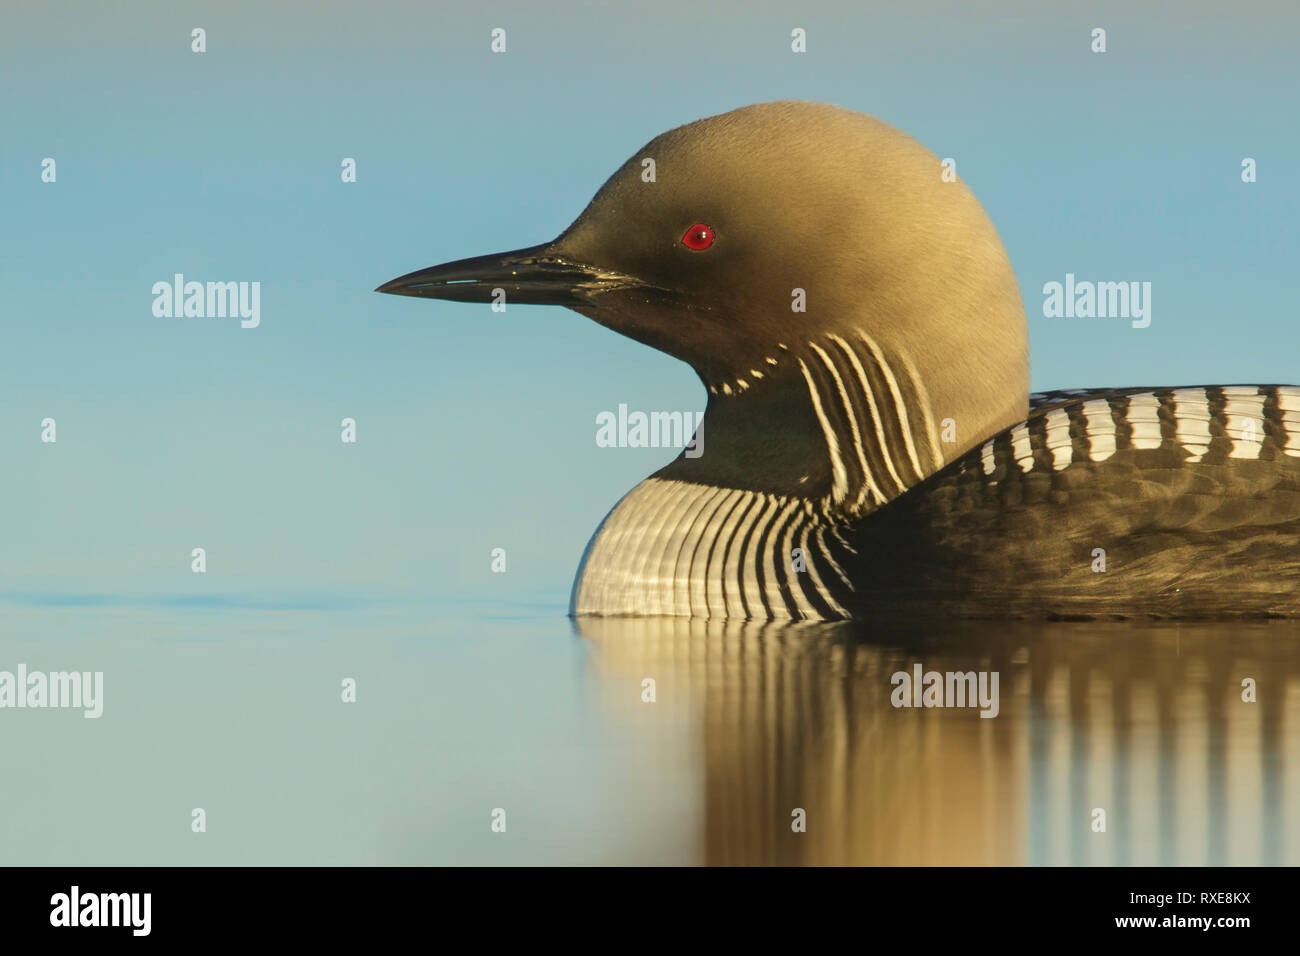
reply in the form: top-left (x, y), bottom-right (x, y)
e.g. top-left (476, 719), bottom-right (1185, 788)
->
top-left (376, 244), bottom-right (648, 307)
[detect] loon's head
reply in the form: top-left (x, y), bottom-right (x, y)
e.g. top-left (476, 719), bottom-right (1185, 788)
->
top-left (379, 101), bottom-right (1029, 491)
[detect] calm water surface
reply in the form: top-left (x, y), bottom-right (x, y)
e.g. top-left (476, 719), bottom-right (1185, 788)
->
top-left (2, 599), bottom-right (1297, 865)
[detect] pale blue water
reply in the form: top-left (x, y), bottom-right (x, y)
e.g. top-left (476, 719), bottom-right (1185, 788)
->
top-left (0, 597), bottom-right (696, 865)
top-left (3, 597), bottom-right (1296, 865)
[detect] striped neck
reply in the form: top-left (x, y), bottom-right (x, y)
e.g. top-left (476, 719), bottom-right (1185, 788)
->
top-left (661, 329), bottom-right (951, 516)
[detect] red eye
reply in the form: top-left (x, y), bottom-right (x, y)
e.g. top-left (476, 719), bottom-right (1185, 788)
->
top-left (682, 223), bottom-right (715, 251)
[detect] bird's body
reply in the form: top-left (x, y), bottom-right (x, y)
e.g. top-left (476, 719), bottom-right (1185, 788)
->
top-left (379, 101), bottom-right (1300, 621)
top-left (573, 385), bottom-right (1300, 620)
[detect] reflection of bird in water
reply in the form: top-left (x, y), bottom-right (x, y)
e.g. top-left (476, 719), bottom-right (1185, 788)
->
top-left (380, 101), bottom-right (1300, 621)
top-left (578, 617), bottom-right (1299, 865)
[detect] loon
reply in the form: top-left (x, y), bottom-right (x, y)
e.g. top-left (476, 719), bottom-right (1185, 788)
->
top-left (378, 101), bottom-right (1300, 621)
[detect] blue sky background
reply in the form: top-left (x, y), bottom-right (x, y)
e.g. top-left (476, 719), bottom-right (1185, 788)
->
top-left (3, 0), bottom-right (1297, 606)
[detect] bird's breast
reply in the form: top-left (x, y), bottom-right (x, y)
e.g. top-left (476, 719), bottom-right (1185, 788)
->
top-left (569, 477), bottom-right (853, 619)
